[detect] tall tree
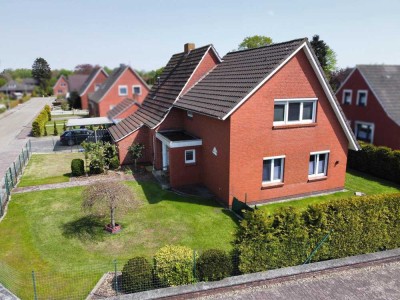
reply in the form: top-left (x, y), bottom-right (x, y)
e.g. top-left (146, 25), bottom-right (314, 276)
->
top-left (329, 67), bottom-right (352, 92)
top-left (310, 35), bottom-right (337, 78)
top-left (32, 57), bottom-right (51, 94)
top-left (238, 35), bottom-right (273, 50)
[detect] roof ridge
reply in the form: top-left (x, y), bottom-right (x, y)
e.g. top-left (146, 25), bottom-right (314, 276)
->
top-left (226, 38), bottom-right (307, 55)
top-left (170, 44), bottom-right (213, 57)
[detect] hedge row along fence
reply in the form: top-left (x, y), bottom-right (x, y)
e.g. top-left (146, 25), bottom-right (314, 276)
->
top-left (31, 105), bottom-right (51, 137)
top-left (348, 141), bottom-right (400, 184)
top-left (235, 193), bottom-right (400, 274)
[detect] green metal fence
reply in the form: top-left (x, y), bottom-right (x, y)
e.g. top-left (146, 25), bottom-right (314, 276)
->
top-left (0, 140), bottom-right (32, 218)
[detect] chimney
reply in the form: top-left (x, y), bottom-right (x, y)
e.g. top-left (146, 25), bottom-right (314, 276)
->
top-left (184, 43), bottom-right (195, 54)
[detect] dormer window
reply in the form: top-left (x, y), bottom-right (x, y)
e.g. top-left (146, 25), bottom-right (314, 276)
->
top-left (94, 84), bottom-right (101, 92)
top-left (118, 85), bottom-right (128, 96)
top-left (356, 90), bottom-right (368, 106)
top-left (132, 85), bottom-right (142, 95)
top-left (342, 90), bottom-right (352, 105)
top-left (273, 99), bottom-right (317, 126)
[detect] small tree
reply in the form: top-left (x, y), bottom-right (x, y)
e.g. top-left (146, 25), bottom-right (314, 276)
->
top-left (53, 121), bottom-right (58, 136)
top-left (128, 143), bottom-right (145, 171)
top-left (63, 121), bottom-right (67, 132)
top-left (82, 181), bottom-right (139, 231)
top-left (238, 35), bottom-right (273, 50)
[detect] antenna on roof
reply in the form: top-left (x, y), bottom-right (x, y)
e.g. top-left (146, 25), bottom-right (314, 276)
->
top-left (157, 76), bottom-right (161, 86)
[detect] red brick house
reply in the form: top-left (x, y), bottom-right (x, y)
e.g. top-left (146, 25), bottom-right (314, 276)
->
top-left (336, 65), bottom-right (400, 149)
top-left (109, 39), bottom-right (359, 206)
top-left (52, 75), bottom-right (69, 96)
top-left (88, 65), bottom-right (149, 117)
top-left (78, 67), bottom-right (109, 110)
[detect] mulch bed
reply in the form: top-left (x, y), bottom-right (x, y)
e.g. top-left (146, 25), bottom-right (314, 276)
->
top-left (88, 272), bottom-right (124, 299)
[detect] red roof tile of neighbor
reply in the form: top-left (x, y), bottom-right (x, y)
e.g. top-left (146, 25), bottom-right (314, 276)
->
top-left (109, 45), bottom-right (213, 141)
top-left (107, 98), bottom-right (140, 120)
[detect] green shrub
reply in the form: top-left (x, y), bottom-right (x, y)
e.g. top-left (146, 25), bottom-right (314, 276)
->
top-left (44, 104), bottom-right (51, 121)
top-left (53, 121), bottom-right (58, 136)
top-left (154, 245), bottom-right (197, 286)
top-left (31, 105), bottom-right (50, 136)
top-left (71, 159), bottom-right (85, 176)
top-left (235, 194), bottom-right (400, 274)
top-left (89, 158), bottom-right (103, 174)
top-left (197, 249), bottom-right (232, 281)
top-left (348, 142), bottom-right (400, 184)
top-left (109, 156), bottom-right (120, 170)
top-left (122, 257), bottom-right (153, 293)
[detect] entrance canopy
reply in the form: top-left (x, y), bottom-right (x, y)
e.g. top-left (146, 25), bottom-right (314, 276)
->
top-left (66, 117), bottom-right (114, 128)
top-left (156, 130), bottom-right (202, 148)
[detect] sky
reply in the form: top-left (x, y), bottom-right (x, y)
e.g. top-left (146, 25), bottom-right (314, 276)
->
top-left (1, 0), bottom-right (399, 72)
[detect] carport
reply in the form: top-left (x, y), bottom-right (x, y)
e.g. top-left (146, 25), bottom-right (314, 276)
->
top-left (66, 117), bottom-right (114, 128)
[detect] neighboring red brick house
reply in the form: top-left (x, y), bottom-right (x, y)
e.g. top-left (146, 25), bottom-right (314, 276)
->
top-left (52, 75), bottom-right (69, 96)
top-left (88, 65), bottom-right (149, 117)
top-left (109, 40), bottom-right (359, 206)
top-left (78, 67), bottom-right (109, 110)
top-left (336, 65), bottom-right (400, 149)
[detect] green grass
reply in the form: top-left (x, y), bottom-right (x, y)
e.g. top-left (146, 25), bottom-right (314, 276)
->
top-left (0, 182), bottom-right (237, 299)
top-left (44, 120), bottom-right (66, 136)
top-left (18, 153), bottom-right (84, 187)
top-left (261, 169), bottom-right (400, 213)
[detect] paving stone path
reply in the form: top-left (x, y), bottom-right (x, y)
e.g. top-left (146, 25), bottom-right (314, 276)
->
top-left (0, 283), bottom-right (19, 300)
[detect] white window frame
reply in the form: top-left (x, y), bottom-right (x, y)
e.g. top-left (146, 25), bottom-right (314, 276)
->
top-left (354, 121), bottom-right (375, 143)
top-left (356, 90), bottom-right (368, 106)
top-left (132, 85), bottom-right (142, 95)
top-left (273, 98), bottom-right (317, 126)
top-left (94, 83), bottom-right (101, 92)
top-left (342, 89), bottom-right (352, 105)
top-left (60, 82), bottom-right (66, 87)
top-left (308, 151), bottom-right (330, 178)
top-left (109, 105), bottom-right (115, 110)
top-left (262, 155), bottom-right (285, 184)
top-left (185, 149), bottom-right (196, 164)
top-left (118, 85), bottom-right (128, 96)
top-left (187, 111), bottom-right (193, 118)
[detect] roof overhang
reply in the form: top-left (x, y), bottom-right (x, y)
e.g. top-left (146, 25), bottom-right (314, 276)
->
top-left (66, 117), bottom-right (114, 127)
top-left (156, 131), bottom-right (202, 148)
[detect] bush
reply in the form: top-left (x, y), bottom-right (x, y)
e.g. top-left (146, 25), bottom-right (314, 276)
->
top-left (89, 158), bottom-right (103, 174)
top-left (348, 141), bottom-right (400, 184)
top-left (71, 159), bottom-right (85, 176)
top-left (235, 194), bottom-right (400, 274)
top-left (109, 156), bottom-right (120, 170)
top-left (31, 105), bottom-right (50, 137)
top-left (154, 245), bottom-right (197, 286)
top-left (197, 249), bottom-right (232, 281)
top-left (122, 257), bottom-right (153, 293)
top-left (44, 104), bottom-right (51, 121)
top-left (53, 121), bottom-right (58, 136)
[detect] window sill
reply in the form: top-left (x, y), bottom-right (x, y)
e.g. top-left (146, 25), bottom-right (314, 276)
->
top-left (185, 162), bottom-right (197, 166)
top-left (273, 123), bottom-right (317, 130)
top-left (261, 182), bottom-right (284, 190)
top-left (308, 176), bottom-right (327, 182)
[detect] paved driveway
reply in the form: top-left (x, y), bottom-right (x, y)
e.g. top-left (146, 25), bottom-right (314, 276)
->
top-left (30, 136), bottom-right (83, 153)
top-left (0, 97), bottom-right (54, 177)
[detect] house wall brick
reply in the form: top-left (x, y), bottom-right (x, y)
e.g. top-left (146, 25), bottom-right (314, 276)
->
top-left (80, 70), bottom-right (108, 110)
top-left (337, 69), bottom-right (400, 149)
top-left (92, 68), bottom-right (149, 117)
top-left (169, 145), bottom-right (202, 187)
top-left (115, 126), bottom-right (151, 165)
top-left (53, 76), bottom-right (68, 96)
top-left (228, 49), bottom-right (349, 206)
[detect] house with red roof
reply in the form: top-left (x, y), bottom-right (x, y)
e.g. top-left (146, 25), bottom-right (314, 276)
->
top-left (336, 65), bottom-right (400, 149)
top-left (52, 75), bottom-right (69, 96)
top-left (88, 64), bottom-right (149, 117)
top-left (78, 67), bottom-right (109, 110)
top-left (109, 40), bottom-right (359, 206)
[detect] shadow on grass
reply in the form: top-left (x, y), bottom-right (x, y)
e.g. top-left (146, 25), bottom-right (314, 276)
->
top-left (62, 215), bottom-right (106, 241)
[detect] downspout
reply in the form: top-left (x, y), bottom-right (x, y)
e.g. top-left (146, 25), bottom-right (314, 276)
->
top-left (152, 131), bottom-right (156, 171)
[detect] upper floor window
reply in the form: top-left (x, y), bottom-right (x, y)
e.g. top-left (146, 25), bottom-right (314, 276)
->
top-left (355, 121), bottom-right (374, 143)
top-left (94, 84), bottom-right (101, 92)
top-left (274, 99), bottom-right (317, 126)
top-left (356, 90), bottom-right (368, 106)
top-left (132, 85), bottom-right (142, 95)
top-left (60, 83), bottom-right (67, 87)
top-left (309, 151), bottom-right (329, 178)
top-left (342, 90), bottom-right (352, 105)
top-left (262, 156), bottom-right (285, 184)
top-left (118, 85), bottom-right (128, 96)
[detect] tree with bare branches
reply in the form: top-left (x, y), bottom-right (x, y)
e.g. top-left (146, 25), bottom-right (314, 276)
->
top-left (82, 181), bottom-right (139, 232)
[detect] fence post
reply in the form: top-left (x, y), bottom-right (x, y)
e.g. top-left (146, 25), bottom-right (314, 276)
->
top-left (32, 271), bottom-right (38, 300)
top-left (26, 143), bottom-right (29, 159)
top-left (13, 162), bottom-right (18, 181)
top-left (18, 154), bottom-right (23, 175)
top-left (193, 250), bottom-right (197, 281)
top-left (114, 259), bottom-right (118, 295)
top-left (5, 175), bottom-right (10, 195)
top-left (21, 147), bottom-right (26, 165)
top-left (0, 193), bottom-right (3, 216)
top-left (8, 168), bottom-right (14, 188)
top-left (29, 139), bottom-right (32, 155)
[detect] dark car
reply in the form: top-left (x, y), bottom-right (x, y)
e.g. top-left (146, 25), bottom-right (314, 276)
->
top-left (60, 129), bottom-right (94, 146)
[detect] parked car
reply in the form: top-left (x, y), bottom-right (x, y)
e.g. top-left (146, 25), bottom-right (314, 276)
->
top-left (60, 129), bottom-right (94, 146)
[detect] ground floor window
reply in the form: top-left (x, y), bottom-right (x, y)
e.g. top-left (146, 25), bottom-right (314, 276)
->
top-left (309, 151), bottom-right (329, 177)
top-left (355, 121), bottom-right (374, 143)
top-left (262, 156), bottom-right (285, 183)
top-left (185, 149), bottom-right (196, 164)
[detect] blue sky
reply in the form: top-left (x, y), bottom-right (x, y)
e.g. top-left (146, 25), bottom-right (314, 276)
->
top-left (1, 0), bottom-right (399, 71)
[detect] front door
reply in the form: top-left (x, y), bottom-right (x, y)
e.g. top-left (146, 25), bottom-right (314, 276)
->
top-left (162, 143), bottom-right (169, 171)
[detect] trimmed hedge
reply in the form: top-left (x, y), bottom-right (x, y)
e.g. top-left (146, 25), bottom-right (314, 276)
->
top-left (31, 106), bottom-right (50, 137)
top-left (71, 159), bottom-right (85, 176)
top-left (348, 141), bottom-right (400, 184)
top-left (196, 249), bottom-right (233, 281)
top-left (235, 193), bottom-right (400, 274)
top-left (154, 245), bottom-right (197, 286)
top-left (122, 257), bottom-right (153, 293)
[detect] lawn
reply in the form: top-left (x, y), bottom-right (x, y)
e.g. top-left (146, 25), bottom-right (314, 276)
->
top-left (44, 120), bottom-right (66, 136)
top-left (261, 169), bottom-right (400, 213)
top-left (18, 153), bottom-right (84, 187)
top-left (0, 182), bottom-right (237, 299)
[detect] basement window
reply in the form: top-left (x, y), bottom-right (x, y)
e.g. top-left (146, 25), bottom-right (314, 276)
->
top-left (185, 149), bottom-right (196, 164)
